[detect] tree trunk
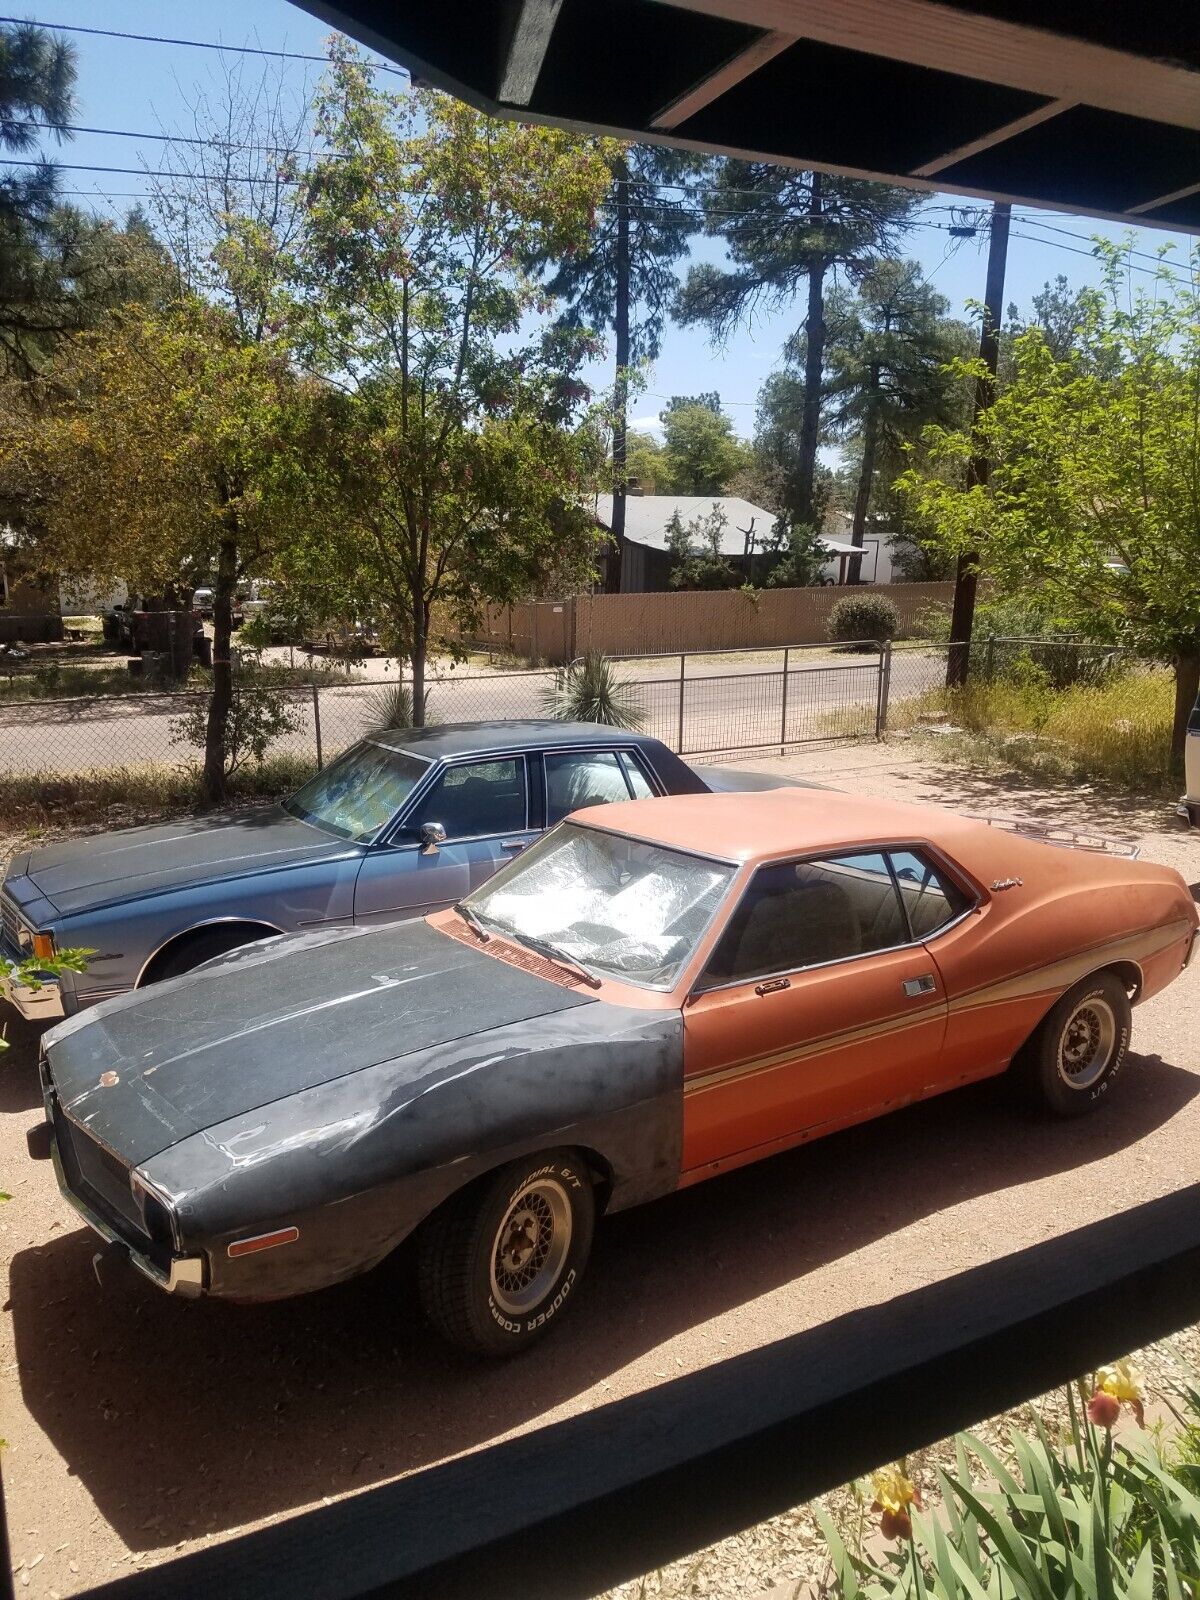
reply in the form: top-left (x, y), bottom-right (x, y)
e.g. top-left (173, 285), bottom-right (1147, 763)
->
top-left (795, 171), bottom-right (826, 530)
top-left (606, 158), bottom-right (630, 595)
top-left (947, 201), bottom-right (1011, 687)
top-left (410, 593), bottom-right (427, 728)
top-left (849, 398), bottom-right (879, 584)
top-left (1172, 651), bottom-right (1199, 776)
top-left (202, 527), bottom-right (238, 805)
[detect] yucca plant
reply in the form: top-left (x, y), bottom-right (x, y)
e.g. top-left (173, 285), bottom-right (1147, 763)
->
top-left (542, 651), bottom-right (645, 730)
top-left (366, 681), bottom-right (427, 733)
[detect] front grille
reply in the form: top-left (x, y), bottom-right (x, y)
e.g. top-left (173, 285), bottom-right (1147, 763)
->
top-left (1, 890), bottom-right (21, 955)
top-left (52, 1101), bottom-right (147, 1240)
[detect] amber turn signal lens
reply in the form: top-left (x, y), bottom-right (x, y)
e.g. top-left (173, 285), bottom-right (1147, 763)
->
top-left (31, 931), bottom-right (56, 961)
top-left (227, 1226), bottom-right (300, 1258)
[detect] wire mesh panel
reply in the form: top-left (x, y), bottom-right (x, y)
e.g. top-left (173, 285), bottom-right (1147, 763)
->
top-left (782, 657), bottom-right (880, 745)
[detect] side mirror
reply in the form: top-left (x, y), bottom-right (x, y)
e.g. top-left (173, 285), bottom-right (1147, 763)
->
top-left (419, 821), bottom-right (447, 854)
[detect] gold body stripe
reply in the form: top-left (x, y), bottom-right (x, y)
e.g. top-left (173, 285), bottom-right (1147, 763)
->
top-left (682, 920), bottom-right (1189, 1100)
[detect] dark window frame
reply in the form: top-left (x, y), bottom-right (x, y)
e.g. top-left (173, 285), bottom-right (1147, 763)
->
top-left (695, 842), bottom-right (978, 994)
top-left (402, 754), bottom-right (531, 845)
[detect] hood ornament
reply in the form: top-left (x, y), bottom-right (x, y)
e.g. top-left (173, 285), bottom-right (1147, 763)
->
top-left (99, 1070), bottom-right (120, 1087)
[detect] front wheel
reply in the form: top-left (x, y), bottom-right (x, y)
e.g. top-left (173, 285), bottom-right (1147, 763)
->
top-left (417, 1151), bottom-right (595, 1356)
top-left (1015, 972), bottom-right (1131, 1116)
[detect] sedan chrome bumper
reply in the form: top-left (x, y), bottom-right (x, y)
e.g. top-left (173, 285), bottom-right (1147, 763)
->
top-left (0, 968), bottom-right (64, 1022)
top-left (47, 1125), bottom-right (205, 1297)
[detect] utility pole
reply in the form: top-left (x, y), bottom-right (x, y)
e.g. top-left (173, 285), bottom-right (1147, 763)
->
top-left (946, 200), bottom-right (1010, 686)
top-left (606, 156), bottom-right (630, 594)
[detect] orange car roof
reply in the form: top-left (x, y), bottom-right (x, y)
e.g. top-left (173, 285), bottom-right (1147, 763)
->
top-left (571, 788), bottom-right (985, 866)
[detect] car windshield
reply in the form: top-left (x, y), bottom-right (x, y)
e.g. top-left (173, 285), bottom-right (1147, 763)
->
top-left (465, 822), bottom-right (735, 990)
top-left (283, 741), bottom-right (429, 842)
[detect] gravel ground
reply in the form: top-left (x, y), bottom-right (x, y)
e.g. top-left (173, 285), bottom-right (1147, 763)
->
top-left (3, 737), bottom-right (1199, 1598)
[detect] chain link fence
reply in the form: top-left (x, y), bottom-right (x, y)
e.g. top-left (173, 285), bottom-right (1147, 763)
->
top-left (0, 630), bottom-right (1170, 790)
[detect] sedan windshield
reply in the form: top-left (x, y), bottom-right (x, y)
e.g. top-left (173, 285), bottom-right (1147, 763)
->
top-left (465, 823), bottom-right (735, 989)
top-left (284, 741), bottom-right (428, 842)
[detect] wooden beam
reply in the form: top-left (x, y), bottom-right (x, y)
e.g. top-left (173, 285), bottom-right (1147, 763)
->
top-left (1129, 180), bottom-right (1200, 217)
top-left (652, 29), bottom-right (797, 130)
top-left (912, 98), bottom-right (1075, 178)
top-left (650, 0), bottom-right (1200, 131)
top-left (498, 0), bottom-right (565, 106)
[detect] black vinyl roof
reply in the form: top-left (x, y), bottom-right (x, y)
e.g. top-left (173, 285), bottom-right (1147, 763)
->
top-left (297, 0), bottom-right (1200, 233)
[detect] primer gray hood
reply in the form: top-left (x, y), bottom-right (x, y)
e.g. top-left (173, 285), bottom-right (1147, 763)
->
top-left (21, 806), bottom-right (354, 917)
top-left (43, 919), bottom-right (594, 1165)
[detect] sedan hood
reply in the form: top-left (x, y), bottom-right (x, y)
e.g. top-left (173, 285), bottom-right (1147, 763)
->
top-left (21, 806), bottom-right (354, 916)
top-left (43, 919), bottom-right (594, 1165)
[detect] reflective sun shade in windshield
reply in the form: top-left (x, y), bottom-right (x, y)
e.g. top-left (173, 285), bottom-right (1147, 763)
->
top-left (466, 823), bottom-right (735, 989)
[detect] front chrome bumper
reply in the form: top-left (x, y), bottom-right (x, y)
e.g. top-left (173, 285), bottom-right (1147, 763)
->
top-left (0, 968), bottom-right (64, 1022)
top-left (48, 1127), bottom-right (205, 1297)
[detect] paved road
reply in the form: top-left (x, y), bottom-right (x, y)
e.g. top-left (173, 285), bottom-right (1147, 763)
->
top-left (0, 649), bottom-right (946, 775)
top-left (1, 745), bottom-right (1197, 1596)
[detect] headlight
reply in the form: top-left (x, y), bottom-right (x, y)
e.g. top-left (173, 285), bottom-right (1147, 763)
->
top-left (130, 1170), bottom-right (179, 1249)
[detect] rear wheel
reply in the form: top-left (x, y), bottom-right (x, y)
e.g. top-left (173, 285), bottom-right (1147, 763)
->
top-left (1015, 972), bottom-right (1131, 1116)
top-left (148, 924), bottom-right (273, 984)
top-left (417, 1150), bottom-right (595, 1357)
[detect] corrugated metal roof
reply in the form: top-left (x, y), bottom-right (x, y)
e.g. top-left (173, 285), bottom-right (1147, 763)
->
top-left (594, 495), bottom-right (777, 556)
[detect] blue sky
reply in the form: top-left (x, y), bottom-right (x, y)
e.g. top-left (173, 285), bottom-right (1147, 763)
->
top-left (23, 0), bottom-right (1197, 442)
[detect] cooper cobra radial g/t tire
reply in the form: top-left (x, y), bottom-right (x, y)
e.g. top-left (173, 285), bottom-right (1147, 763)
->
top-left (1017, 971), bottom-right (1132, 1117)
top-left (417, 1150), bottom-right (596, 1357)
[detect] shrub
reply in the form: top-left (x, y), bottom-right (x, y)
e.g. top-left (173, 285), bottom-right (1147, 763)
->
top-left (366, 681), bottom-right (428, 733)
top-left (828, 593), bottom-right (900, 646)
top-left (542, 651), bottom-right (645, 729)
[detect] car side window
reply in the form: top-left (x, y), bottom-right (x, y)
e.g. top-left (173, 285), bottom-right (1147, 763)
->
top-left (619, 750), bottom-right (656, 800)
top-left (887, 850), bottom-right (970, 939)
top-left (544, 751), bottom-right (631, 826)
top-left (701, 852), bottom-right (909, 986)
top-left (410, 758), bottom-right (527, 841)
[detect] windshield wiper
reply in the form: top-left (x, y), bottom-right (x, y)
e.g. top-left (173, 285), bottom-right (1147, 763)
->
top-left (454, 901), bottom-right (490, 942)
top-left (507, 932), bottom-right (602, 990)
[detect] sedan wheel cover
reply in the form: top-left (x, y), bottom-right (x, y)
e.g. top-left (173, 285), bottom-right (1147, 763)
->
top-left (489, 1177), bottom-right (573, 1317)
top-left (1057, 998), bottom-right (1117, 1091)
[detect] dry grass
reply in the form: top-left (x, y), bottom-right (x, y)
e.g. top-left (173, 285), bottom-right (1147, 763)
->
top-left (888, 669), bottom-right (1176, 793)
top-left (0, 753), bottom-right (315, 832)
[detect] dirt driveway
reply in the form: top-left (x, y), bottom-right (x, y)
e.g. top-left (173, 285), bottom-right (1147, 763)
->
top-left (3, 742), bottom-right (1199, 1596)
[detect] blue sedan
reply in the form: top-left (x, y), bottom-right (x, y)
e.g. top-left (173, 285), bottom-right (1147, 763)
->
top-left (1, 720), bottom-right (799, 1019)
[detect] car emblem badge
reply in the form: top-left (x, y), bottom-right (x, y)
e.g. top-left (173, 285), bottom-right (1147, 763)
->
top-left (991, 877), bottom-right (1023, 891)
top-left (99, 1071), bottom-right (119, 1087)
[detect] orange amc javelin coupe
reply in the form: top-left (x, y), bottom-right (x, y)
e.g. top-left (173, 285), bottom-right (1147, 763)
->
top-left (35, 789), bottom-right (1197, 1355)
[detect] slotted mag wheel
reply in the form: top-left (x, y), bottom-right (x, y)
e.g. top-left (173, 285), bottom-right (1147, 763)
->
top-left (488, 1177), bottom-right (573, 1317)
top-left (1057, 997), bottom-right (1117, 1091)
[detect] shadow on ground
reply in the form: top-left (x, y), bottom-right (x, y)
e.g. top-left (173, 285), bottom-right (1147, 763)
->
top-left (8, 1049), bottom-right (1196, 1551)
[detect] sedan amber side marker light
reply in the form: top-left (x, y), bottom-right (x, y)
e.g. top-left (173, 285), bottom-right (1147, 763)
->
top-left (227, 1226), bottom-right (300, 1258)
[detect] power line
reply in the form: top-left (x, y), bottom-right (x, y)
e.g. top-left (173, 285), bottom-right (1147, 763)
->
top-left (0, 15), bottom-right (408, 74)
top-left (2, 118), bottom-right (328, 158)
top-left (1, 158), bottom-right (305, 184)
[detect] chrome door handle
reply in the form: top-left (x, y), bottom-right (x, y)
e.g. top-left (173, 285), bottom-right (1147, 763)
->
top-left (755, 977), bottom-right (791, 996)
top-left (501, 838), bottom-right (529, 852)
top-left (902, 974), bottom-right (937, 997)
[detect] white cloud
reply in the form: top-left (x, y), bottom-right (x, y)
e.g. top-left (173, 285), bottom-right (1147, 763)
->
top-left (629, 415), bottom-right (665, 436)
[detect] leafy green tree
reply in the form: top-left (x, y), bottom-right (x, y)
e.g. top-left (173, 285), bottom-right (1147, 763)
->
top-left (0, 300), bottom-right (331, 800)
top-left (763, 521), bottom-right (828, 588)
top-left (677, 166), bottom-right (921, 525)
top-left (288, 44), bottom-right (614, 718)
top-left (1000, 274), bottom-right (1098, 383)
top-left (823, 260), bottom-right (971, 571)
top-left (626, 428), bottom-right (668, 493)
top-left (659, 396), bottom-right (753, 494)
top-left (535, 146), bottom-right (708, 586)
top-left (665, 503), bottom-right (739, 589)
top-left (899, 243), bottom-right (1200, 768)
